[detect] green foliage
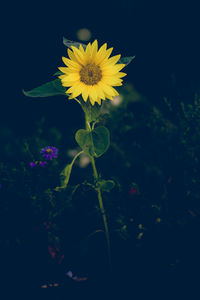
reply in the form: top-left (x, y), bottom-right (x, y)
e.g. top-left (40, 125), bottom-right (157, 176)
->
top-left (23, 39), bottom-right (134, 100)
top-left (80, 100), bottom-right (101, 122)
top-left (23, 79), bottom-right (66, 97)
top-left (75, 126), bottom-right (110, 157)
top-left (53, 70), bottom-right (64, 76)
top-left (118, 56), bottom-right (135, 66)
top-left (63, 37), bottom-right (86, 49)
top-left (96, 179), bottom-right (115, 192)
top-left (55, 164), bottom-right (72, 191)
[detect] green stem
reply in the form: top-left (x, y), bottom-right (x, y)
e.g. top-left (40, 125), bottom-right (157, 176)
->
top-left (85, 115), bottom-right (112, 271)
top-left (71, 150), bottom-right (84, 165)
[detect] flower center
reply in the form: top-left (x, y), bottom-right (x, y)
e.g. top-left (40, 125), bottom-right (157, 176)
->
top-left (80, 63), bottom-right (102, 85)
top-left (46, 149), bottom-right (53, 154)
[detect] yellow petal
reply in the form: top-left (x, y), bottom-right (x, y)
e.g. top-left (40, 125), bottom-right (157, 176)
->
top-left (88, 86), bottom-right (98, 102)
top-left (62, 57), bottom-right (80, 70)
top-left (112, 87), bottom-right (119, 96)
top-left (102, 64), bottom-right (125, 75)
top-left (96, 97), bottom-right (102, 105)
top-left (61, 80), bottom-right (79, 87)
top-left (102, 76), bottom-right (123, 86)
top-left (81, 85), bottom-right (89, 102)
top-left (98, 48), bottom-right (113, 65)
top-left (99, 47), bottom-right (113, 65)
top-left (100, 54), bottom-right (121, 67)
top-left (59, 74), bottom-right (67, 80)
top-left (117, 72), bottom-right (127, 78)
top-left (66, 86), bottom-right (74, 93)
top-left (85, 43), bottom-right (92, 57)
top-left (62, 73), bottom-right (80, 82)
top-left (91, 40), bottom-right (98, 59)
top-left (94, 43), bottom-right (107, 64)
top-left (95, 84), bottom-right (106, 100)
top-left (67, 48), bottom-right (78, 62)
top-left (71, 83), bottom-right (84, 98)
top-left (104, 93), bottom-right (114, 101)
top-left (68, 94), bottom-right (74, 99)
top-left (71, 46), bottom-right (85, 65)
top-left (58, 67), bottom-right (71, 74)
top-left (79, 44), bottom-right (85, 55)
top-left (89, 95), bottom-right (95, 105)
top-left (98, 82), bottom-right (116, 96)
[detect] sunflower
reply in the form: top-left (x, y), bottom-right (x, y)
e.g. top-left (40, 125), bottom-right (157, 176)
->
top-left (58, 40), bottom-right (126, 105)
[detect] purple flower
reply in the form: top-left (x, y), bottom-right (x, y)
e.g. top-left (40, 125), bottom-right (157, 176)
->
top-left (40, 146), bottom-right (58, 160)
top-left (30, 162), bottom-right (37, 168)
top-left (30, 161), bottom-right (47, 168)
top-left (39, 161), bottom-right (48, 167)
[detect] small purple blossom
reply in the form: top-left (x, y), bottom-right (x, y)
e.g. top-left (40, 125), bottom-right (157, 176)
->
top-left (30, 161), bottom-right (47, 168)
top-left (30, 162), bottom-right (36, 168)
top-left (40, 146), bottom-right (58, 160)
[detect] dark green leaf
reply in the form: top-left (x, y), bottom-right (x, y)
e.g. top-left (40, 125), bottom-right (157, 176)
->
top-left (75, 129), bottom-right (94, 156)
top-left (118, 56), bottom-right (135, 66)
top-left (23, 79), bottom-right (66, 97)
top-left (63, 37), bottom-right (86, 49)
top-left (92, 126), bottom-right (110, 157)
top-left (75, 126), bottom-right (110, 158)
top-left (54, 70), bottom-right (64, 76)
top-left (97, 179), bottom-right (115, 192)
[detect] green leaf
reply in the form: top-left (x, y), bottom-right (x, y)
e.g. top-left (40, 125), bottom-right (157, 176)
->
top-left (23, 79), bottom-right (66, 97)
top-left (55, 163), bottom-right (72, 191)
top-left (63, 37), bottom-right (86, 49)
top-left (80, 100), bottom-right (101, 122)
top-left (75, 126), bottom-right (110, 158)
top-left (92, 126), bottom-right (110, 157)
top-left (75, 129), bottom-right (94, 156)
top-left (118, 56), bottom-right (135, 66)
top-left (60, 164), bottom-right (73, 186)
top-left (97, 179), bottom-right (115, 192)
top-left (54, 70), bottom-right (64, 76)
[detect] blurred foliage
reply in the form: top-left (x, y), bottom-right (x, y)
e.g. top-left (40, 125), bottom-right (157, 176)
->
top-left (1, 85), bottom-right (200, 276)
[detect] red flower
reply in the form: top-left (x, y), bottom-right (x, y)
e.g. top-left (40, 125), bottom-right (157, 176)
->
top-left (129, 187), bottom-right (138, 196)
top-left (48, 246), bottom-right (56, 259)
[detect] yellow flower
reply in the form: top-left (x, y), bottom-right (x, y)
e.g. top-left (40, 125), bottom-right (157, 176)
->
top-left (58, 40), bottom-right (126, 105)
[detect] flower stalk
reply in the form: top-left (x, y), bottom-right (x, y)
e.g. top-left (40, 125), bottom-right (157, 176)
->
top-left (85, 115), bottom-right (112, 272)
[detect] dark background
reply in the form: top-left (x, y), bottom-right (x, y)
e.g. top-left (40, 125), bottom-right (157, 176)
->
top-left (1, 0), bottom-right (200, 298)
top-left (1, 0), bottom-right (200, 132)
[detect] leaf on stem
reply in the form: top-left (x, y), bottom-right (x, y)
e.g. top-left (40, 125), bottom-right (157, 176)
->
top-left (63, 37), bottom-right (86, 49)
top-left (55, 164), bottom-right (73, 191)
top-left (23, 79), bottom-right (66, 97)
top-left (97, 179), bottom-right (115, 192)
top-left (118, 56), bottom-right (135, 66)
top-left (75, 126), bottom-right (110, 158)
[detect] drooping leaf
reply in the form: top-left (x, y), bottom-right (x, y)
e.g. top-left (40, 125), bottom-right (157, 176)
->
top-left (23, 79), bottom-right (66, 97)
top-left (55, 164), bottom-right (72, 191)
top-left (63, 37), bottom-right (86, 49)
top-left (55, 151), bottom-right (83, 191)
top-left (118, 56), bottom-right (135, 66)
top-left (60, 164), bottom-right (73, 186)
top-left (75, 126), bottom-right (110, 158)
